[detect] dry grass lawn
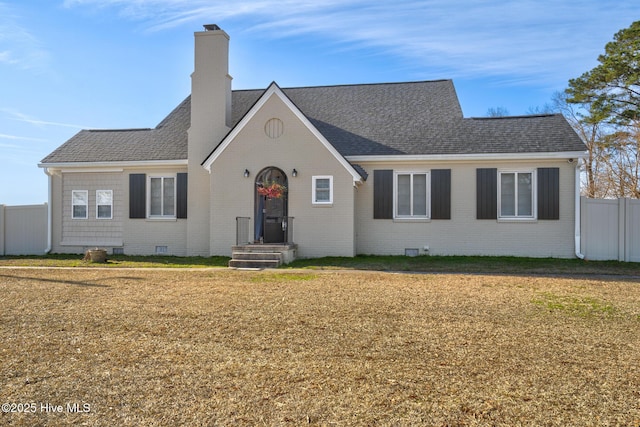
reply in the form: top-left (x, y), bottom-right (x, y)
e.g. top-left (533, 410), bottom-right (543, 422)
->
top-left (0, 268), bottom-right (638, 426)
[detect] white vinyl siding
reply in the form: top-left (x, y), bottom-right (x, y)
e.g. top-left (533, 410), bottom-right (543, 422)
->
top-left (394, 172), bottom-right (430, 219)
top-left (96, 190), bottom-right (113, 219)
top-left (72, 190), bottom-right (88, 219)
top-left (58, 172), bottom-right (124, 251)
top-left (499, 171), bottom-right (535, 219)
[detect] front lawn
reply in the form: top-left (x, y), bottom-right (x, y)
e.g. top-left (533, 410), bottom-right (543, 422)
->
top-left (0, 269), bottom-right (638, 425)
top-left (0, 254), bottom-right (230, 269)
top-left (1, 253), bottom-right (640, 276)
top-left (286, 254), bottom-right (640, 276)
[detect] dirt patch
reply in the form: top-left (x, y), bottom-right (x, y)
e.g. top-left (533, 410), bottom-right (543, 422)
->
top-left (1, 269), bottom-right (638, 426)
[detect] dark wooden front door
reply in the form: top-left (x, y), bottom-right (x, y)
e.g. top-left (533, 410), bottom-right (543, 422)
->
top-left (255, 167), bottom-right (288, 243)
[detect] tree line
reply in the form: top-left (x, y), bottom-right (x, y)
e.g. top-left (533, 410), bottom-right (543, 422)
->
top-left (489, 21), bottom-right (640, 199)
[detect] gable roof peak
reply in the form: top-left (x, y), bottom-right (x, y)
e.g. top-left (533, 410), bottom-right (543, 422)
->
top-left (202, 79), bottom-right (365, 184)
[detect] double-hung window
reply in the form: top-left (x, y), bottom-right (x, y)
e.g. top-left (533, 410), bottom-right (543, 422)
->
top-left (96, 190), bottom-right (113, 219)
top-left (312, 176), bottom-right (333, 205)
top-left (499, 171), bottom-right (535, 218)
top-left (130, 173), bottom-right (187, 219)
top-left (72, 190), bottom-right (88, 219)
top-left (395, 172), bottom-right (429, 218)
top-left (149, 176), bottom-right (176, 218)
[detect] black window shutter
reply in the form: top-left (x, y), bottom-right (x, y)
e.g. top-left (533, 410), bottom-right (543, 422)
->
top-left (476, 168), bottom-right (497, 219)
top-left (431, 169), bottom-right (451, 219)
top-left (129, 174), bottom-right (146, 219)
top-left (537, 168), bottom-right (559, 220)
top-left (373, 170), bottom-right (393, 219)
top-left (177, 173), bottom-right (188, 219)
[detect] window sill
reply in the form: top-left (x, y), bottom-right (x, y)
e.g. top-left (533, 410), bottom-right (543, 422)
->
top-left (497, 217), bottom-right (538, 223)
top-left (312, 203), bottom-right (333, 208)
top-left (146, 217), bottom-right (177, 222)
top-left (393, 217), bottom-right (431, 223)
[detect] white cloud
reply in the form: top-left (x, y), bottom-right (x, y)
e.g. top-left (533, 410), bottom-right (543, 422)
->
top-left (11, 117), bottom-right (89, 129)
top-left (0, 134), bottom-right (47, 143)
top-left (0, 50), bottom-right (15, 64)
top-left (61, 0), bottom-right (639, 86)
top-left (0, 3), bottom-right (51, 71)
top-left (1, 109), bottom-right (90, 130)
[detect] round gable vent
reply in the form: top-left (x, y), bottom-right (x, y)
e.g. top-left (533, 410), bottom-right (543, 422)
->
top-left (265, 118), bottom-right (284, 139)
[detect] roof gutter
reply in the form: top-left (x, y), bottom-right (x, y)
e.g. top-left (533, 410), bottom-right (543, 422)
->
top-left (346, 151), bottom-right (588, 163)
top-left (575, 158), bottom-right (585, 260)
top-left (38, 159), bottom-right (188, 170)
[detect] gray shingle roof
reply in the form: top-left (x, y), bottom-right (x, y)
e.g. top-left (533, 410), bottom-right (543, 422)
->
top-left (40, 80), bottom-right (585, 165)
top-left (455, 115), bottom-right (587, 154)
top-left (41, 96), bottom-right (190, 164)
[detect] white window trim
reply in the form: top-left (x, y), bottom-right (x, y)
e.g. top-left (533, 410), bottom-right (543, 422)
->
top-left (312, 175), bottom-right (333, 205)
top-left (71, 190), bottom-right (88, 220)
top-left (393, 171), bottom-right (431, 219)
top-left (96, 190), bottom-right (113, 220)
top-left (498, 169), bottom-right (537, 220)
top-left (147, 174), bottom-right (177, 219)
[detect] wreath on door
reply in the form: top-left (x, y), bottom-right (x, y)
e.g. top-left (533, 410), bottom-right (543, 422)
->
top-left (257, 182), bottom-right (287, 199)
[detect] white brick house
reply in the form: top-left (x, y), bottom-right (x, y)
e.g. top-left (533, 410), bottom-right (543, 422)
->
top-left (40, 25), bottom-right (587, 259)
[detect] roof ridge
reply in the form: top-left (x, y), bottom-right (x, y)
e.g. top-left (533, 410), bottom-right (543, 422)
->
top-left (87, 128), bottom-right (152, 132)
top-left (232, 79), bottom-right (452, 93)
top-left (468, 113), bottom-right (561, 120)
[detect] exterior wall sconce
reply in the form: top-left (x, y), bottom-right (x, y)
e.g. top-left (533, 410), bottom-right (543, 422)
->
top-left (292, 168), bottom-right (298, 177)
top-left (244, 169), bottom-right (250, 178)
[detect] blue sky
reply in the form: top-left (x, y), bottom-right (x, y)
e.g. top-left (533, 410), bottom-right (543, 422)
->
top-left (1, 0), bottom-right (638, 205)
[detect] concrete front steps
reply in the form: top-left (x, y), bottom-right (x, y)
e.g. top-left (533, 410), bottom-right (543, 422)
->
top-left (228, 244), bottom-right (297, 269)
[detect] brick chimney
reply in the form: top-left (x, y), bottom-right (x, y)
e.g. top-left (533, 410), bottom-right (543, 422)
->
top-left (187, 24), bottom-right (232, 256)
top-left (189, 24), bottom-right (232, 160)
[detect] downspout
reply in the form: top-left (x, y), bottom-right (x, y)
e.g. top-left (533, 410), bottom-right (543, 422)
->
top-left (574, 159), bottom-right (584, 259)
top-left (44, 168), bottom-right (52, 254)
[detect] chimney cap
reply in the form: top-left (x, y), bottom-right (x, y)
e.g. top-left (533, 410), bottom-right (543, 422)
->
top-left (203, 24), bottom-right (221, 31)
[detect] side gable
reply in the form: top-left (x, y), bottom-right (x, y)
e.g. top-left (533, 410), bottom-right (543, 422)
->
top-left (202, 82), bottom-right (364, 185)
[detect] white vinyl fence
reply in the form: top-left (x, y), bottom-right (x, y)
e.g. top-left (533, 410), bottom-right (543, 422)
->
top-left (0, 204), bottom-right (48, 255)
top-left (581, 197), bottom-right (640, 262)
top-left (2, 199), bottom-right (639, 261)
